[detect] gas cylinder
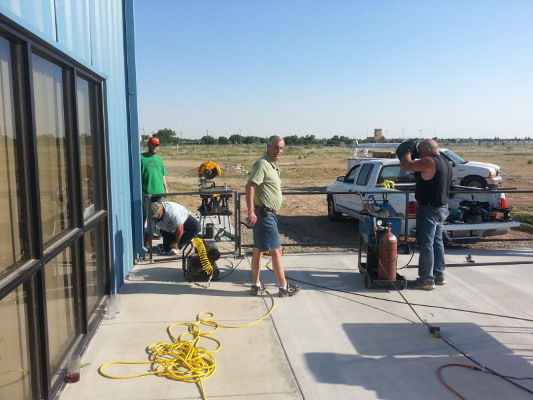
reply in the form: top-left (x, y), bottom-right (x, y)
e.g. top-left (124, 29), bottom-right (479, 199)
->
top-left (378, 228), bottom-right (398, 280)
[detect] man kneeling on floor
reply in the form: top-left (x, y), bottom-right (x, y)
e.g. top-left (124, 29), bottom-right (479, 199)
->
top-left (150, 201), bottom-right (201, 255)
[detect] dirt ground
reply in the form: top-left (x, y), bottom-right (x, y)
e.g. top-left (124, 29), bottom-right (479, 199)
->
top-left (161, 145), bottom-right (533, 253)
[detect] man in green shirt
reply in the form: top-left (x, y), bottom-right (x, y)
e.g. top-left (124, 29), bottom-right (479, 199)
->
top-left (141, 136), bottom-right (168, 199)
top-left (245, 135), bottom-right (301, 298)
top-left (141, 136), bottom-right (168, 245)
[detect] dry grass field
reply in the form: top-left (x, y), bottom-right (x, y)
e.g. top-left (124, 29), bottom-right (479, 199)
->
top-left (153, 142), bottom-right (533, 252)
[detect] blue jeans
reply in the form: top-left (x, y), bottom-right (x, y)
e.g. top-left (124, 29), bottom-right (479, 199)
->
top-left (161, 215), bottom-right (201, 251)
top-left (416, 204), bottom-right (449, 283)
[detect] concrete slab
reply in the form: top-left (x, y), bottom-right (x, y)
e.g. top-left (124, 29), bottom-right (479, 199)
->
top-left (60, 247), bottom-right (533, 400)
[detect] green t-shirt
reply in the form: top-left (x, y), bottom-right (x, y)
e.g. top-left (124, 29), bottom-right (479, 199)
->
top-left (140, 153), bottom-right (167, 196)
top-left (248, 153), bottom-right (282, 211)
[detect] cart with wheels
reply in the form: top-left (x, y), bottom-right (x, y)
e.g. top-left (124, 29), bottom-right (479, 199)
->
top-left (358, 201), bottom-right (407, 290)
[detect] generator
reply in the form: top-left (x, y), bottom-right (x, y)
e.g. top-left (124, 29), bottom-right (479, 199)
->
top-left (358, 199), bottom-right (407, 290)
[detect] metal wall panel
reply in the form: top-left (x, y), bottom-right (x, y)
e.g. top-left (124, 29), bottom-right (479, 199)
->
top-left (55, 0), bottom-right (91, 64)
top-left (0, 0), bottom-right (56, 40)
top-left (88, 0), bottom-right (136, 288)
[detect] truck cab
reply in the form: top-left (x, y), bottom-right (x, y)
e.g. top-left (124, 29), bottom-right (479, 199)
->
top-left (439, 148), bottom-right (501, 188)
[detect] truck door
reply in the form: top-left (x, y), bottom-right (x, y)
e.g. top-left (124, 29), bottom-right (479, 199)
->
top-left (340, 163), bottom-right (374, 213)
top-left (336, 164), bottom-right (361, 208)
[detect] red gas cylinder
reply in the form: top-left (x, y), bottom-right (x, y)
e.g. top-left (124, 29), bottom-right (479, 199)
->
top-left (378, 229), bottom-right (398, 280)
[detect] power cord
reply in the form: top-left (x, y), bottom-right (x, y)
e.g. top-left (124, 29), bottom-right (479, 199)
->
top-left (267, 266), bottom-right (533, 397)
top-left (373, 257), bottom-right (533, 397)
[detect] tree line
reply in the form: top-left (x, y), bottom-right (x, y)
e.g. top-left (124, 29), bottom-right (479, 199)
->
top-left (142, 128), bottom-right (532, 147)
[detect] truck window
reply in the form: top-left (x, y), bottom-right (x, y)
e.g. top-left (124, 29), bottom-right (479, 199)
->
top-left (356, 164), bottom-right (373, 185)
top-left (441, 149), bottom-right (466, 164)
top-left (345, 165), bottom-right (360, 183)
top-left (378, 165), bottom-right (416, 184)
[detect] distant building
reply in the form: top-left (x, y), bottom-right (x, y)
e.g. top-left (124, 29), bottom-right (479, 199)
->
top-left (367, 129), bottom-right (384, 142)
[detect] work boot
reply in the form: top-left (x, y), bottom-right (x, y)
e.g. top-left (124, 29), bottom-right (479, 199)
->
top-left (278, 282), bottom-right (301, 297)
top-left (407, 278), bottom-right (435, 291)
top-left (435, 277), bottom-right (446, 285)
top-left (250, 283), bottom-right (267, 296)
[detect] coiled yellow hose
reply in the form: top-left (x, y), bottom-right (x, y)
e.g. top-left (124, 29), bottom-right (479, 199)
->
top-left (192, 237), bottom-right (213, 275)
top-left (99, 291), bottom-right (275, 400)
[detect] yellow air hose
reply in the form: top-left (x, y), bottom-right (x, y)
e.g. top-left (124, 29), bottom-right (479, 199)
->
top-left (192, 237), bottom-right (213, 276)
top-left (99, 289), bottom-right (276, 399)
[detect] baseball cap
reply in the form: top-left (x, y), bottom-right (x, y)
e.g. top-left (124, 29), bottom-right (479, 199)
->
top-left (148, 137), bottom-right (160, 145)
top-left (150, 202), bottom-right (163, 219)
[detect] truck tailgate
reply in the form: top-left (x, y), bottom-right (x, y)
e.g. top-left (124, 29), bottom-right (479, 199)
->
top-left (442, 221), bottom-right (520, 231)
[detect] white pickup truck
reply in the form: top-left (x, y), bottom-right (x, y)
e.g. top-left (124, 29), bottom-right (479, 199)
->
top-left (349, 143), bottom-right (502, 188)
top-left (326, 158), bottom-right (519, 242)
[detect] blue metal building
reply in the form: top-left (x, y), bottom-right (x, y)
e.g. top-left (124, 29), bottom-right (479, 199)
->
top-left (0, 1), bottom-right (143, 398)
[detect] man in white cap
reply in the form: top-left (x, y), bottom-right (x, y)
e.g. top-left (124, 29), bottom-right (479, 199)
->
top-left (150, 202), bottom-right (200, 255)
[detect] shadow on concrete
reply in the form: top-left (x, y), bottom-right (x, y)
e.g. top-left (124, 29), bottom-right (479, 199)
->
top-left (305, 322), bottom-right (533, 398)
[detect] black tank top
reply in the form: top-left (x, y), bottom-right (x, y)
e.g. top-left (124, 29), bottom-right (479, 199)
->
top-left (415, 154), bottom-right (452, 207)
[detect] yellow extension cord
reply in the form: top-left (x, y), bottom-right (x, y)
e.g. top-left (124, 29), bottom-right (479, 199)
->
top-left (0, 369), bottom-right (28, 388)
top-left (99, 290), bottom-right (276, 400)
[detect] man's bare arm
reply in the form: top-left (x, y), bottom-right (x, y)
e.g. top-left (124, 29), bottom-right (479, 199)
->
top-left (400, 152), bottom-right (435, 173)
top-left (170, 224), bottom-right (184, 248)
top-left (245, 181), bottom-right (258, 226)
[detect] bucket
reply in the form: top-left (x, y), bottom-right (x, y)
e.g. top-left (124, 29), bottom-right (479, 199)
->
top-left (204, 223), bottom-right (214, 239)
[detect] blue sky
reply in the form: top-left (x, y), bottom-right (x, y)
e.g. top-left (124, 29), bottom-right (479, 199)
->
top-left (134, 0), bottom-right (533, 140)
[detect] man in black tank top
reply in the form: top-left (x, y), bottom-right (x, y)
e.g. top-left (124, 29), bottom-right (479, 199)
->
top-left (400, 139), bottom-right (452, 290)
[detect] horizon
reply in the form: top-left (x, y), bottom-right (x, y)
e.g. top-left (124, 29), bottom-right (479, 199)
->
top-left (142, 131), bottom-right (533, 143)
top-left (134, 1), bottom-right (533, 140)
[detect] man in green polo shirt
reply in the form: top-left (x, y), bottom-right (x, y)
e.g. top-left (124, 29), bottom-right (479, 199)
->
top-left (245, 135), bottom-right (301, 298)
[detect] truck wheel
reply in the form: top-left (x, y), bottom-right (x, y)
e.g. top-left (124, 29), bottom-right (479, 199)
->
top-left (327, 195), bottom-right (343, 221)
top-left (462, 176), bottom-right (487, 188)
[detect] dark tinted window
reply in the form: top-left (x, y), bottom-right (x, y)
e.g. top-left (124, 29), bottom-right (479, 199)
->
top-left (345, 165), bottom-right (360, 183)
top-left (356, 164), bottom-right (373, 185)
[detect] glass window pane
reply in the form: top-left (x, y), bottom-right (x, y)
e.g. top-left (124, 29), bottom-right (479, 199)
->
top-left (32, 54), bottom-right (70, 245)
top-left (84, 222), bottom-right (106, 314)
top-left (76, 77), bottom-right (96, 221)
top-left (0, 285), bottom-right (33, 400)
top-left (0, 38), bottom-right (25, 275)
top-left (45, 247), bottom-right (76, 379)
